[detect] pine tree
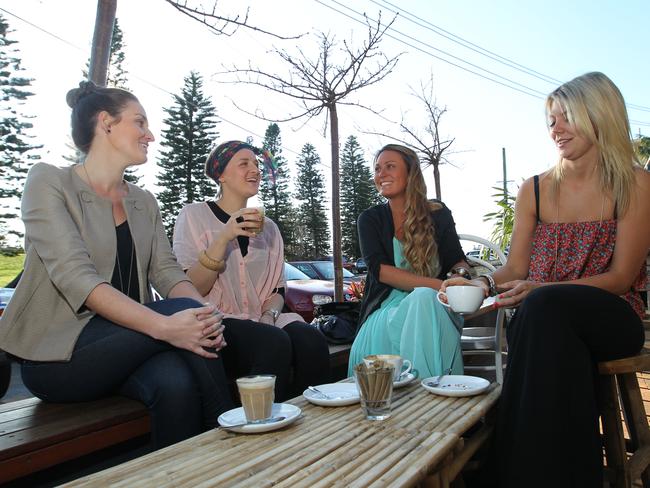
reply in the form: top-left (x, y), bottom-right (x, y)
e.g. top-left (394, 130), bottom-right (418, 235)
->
top-left (69, 20), bottom-right (139, 183)
top-left (294, 143), bottom-right (329, 258)
top-left (0, 15), bottom-right (41, 242)
top-left (259, 123), bottom-right (296, 252)
top-left (339, 135), bottom-right (377, 260)
top-left (104, 19), bottom-right (128, 89)
top-left (156, 71), bottom-right (218, 238)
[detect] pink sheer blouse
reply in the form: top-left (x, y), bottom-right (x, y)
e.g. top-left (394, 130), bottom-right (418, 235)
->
top-left (173, 202), bottom-right (303, 327)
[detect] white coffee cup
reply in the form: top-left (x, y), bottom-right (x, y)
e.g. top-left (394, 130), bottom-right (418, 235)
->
top-left (363, 354), bottom-right (412, 381)
top-left (437, 286), bottom-right (485, 314)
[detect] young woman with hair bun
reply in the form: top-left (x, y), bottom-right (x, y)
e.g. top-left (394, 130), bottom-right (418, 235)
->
top-left (0, 81), bottom-right (235, 450)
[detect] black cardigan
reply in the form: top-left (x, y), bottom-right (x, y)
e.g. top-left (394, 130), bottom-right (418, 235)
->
top-left (356, 200), bottom-right (466, 329)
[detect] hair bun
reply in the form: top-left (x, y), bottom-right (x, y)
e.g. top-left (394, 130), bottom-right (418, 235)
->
top-left (66, 80), bottom-right (98, 108)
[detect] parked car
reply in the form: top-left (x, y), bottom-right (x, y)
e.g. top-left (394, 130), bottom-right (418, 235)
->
top-left (289, 261), bottom-right (365, 284)
top-left (284, 263), bottom-right (353, 322)
top-left (355, 258), bottom-right (367, 274)
top-left (466, 249), bottom-right (481, 260)
top-left (320, 255), bottom-right (356, 272)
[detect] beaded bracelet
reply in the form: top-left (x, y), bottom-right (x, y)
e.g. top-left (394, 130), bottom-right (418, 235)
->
top-left (199, 250), bottom-right (226, 272)
top-left (477, 274), bottom-right (497, 297)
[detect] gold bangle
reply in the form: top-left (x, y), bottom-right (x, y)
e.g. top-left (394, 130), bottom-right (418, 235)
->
top-left (199, 250), bottom-right (225, 272)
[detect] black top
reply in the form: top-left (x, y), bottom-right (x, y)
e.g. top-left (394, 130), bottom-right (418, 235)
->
top-left (206, 201), bottom-right (250, 257)
top-left (111, 221), bottom-right (140, 302)
top-left (356, 200), bottom-right (466, 328)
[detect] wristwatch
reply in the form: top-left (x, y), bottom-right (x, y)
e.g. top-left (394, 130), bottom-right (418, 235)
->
top-left (446, 266), bottom-right (472, 280)
top-left (263, 309), bottom-right (281, 324)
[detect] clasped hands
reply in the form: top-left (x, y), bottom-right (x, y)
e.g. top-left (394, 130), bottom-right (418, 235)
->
top-left (160, 303), bottom-right (227, 359)
top-left (440, 277), bottom-right (543, 308)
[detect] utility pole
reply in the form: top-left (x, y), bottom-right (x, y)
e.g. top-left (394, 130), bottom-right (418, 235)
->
top-left (88, 0), bottom-right (117, 86)
top-left (502, 147), bottom-right (507, 199)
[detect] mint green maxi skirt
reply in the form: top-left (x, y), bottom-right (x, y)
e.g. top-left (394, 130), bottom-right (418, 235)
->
top-left (348, 286), bottom-right (463, 379)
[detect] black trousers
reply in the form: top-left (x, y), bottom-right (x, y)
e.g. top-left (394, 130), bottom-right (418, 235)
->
top-left (21, 298), bottom-right (235, 450)
top-left (220, 319), bottom-right (330, 401)
top-left (494, 285), bottom-right (644, 488)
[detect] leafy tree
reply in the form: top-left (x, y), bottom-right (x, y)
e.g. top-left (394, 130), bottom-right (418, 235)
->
top-left (483, 186), bottom-right (516, 252)
top-left (294, 143), bottom-right (330, 258)
top-left (156, 71), bottom-right (218, 237)
top-left (634, 135), bottom-right (650, 169)
top-left (0, 15), bottom-right (41, 242)
top-left (339, 135), bottom-right (377, 259)
top-left (259, 123), bottom-right (295, 248)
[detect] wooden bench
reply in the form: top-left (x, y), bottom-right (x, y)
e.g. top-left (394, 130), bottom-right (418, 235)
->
top-left (0, 396), bottom-right (149, 484)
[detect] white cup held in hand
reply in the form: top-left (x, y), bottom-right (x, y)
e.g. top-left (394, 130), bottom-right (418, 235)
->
top-left (437, 286), bottom-right (484, 314)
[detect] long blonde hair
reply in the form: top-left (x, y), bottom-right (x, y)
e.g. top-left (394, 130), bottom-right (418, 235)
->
top-left (546, 72), bottom-right (641, 216)
top-left (376, 144), bottom-right (441, 277)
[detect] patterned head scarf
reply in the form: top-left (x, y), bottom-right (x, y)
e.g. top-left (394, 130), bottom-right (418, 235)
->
top-left (205, 140), bottom-right (277, 184)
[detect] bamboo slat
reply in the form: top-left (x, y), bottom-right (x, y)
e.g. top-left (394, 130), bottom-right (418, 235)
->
top-left (65, 379), bottom-right (500, 488)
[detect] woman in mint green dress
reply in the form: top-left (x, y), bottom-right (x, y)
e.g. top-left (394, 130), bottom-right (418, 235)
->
top-left (348, 144), bottom-right (469, 378)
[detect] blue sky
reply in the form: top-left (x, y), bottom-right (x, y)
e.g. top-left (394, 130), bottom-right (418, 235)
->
top-left (2, 0), bottom-right (648, 239)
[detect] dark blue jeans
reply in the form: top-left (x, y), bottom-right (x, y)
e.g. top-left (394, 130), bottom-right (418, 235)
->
top-left (21, 298), bottom-right (234, 449)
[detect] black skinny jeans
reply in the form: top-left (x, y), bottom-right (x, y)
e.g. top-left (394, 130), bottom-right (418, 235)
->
top-left (220, 318), bottom-right (331, 401)
top-left (22, 298), bottom-right (236, 450)
top-left (494, 285), bottom-right (644, 488)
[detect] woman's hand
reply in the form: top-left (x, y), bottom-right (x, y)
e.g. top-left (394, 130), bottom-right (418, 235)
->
top-left (155, 304), bottom-right (226, 358)
top-left (440, 277), bottom-right (490, 296)
top-left (496, 280), bottom-right (543, 307)
top-left (221, 208), bottom-right (262, 242)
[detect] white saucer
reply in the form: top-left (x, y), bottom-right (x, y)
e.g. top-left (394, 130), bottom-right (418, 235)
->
top-left (421, 375), bottom-right (490, 397)
top-left (218, 403), bottom-right (301, 433)
top-left (393, 371), bottom-right (417, 389)
top-left (303, 383), bottom-right (360, 407)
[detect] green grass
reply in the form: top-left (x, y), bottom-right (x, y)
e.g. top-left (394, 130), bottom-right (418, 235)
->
top-left (0, 253), bottom-right (24, 287)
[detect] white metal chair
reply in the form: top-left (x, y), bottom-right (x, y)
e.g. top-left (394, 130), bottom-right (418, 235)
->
top-left (457, 234), bottom-right (509, 384)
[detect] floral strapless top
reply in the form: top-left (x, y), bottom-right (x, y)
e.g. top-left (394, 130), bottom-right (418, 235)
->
top-left (528, 219), bottom-right (647, 319)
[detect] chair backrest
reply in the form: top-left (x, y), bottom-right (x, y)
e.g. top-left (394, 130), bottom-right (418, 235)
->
top-left (457, 234), bottom-right (507, 272)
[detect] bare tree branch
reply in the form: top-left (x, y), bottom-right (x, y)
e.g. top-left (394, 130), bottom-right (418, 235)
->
top-left (165, 0), bottom-right (303, 40)
top-left (363, 74), bottom-right (456, 199)
top-left (214, 13), bottom-right (400, 300)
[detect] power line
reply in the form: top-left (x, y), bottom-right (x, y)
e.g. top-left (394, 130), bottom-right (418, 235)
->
top-left (315, 0), bottom-right (546, 99)
top-left (0, 5), bottom-right (327, 168)
top-left (316, 0), bottom-right (650, 114)
top-left (375, 0), bottom-right (650, 114)
top-left (370, 0), bottom-right (561, 86)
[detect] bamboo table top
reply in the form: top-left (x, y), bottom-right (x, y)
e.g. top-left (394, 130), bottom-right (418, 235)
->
top-left (65, 381), bottom-right (501, 488)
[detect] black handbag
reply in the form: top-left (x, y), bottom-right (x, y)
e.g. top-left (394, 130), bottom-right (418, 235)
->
top-left (315, 301), bottom-right (360, 345)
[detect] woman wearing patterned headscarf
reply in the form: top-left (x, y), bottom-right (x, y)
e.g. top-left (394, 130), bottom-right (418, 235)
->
top-left (173, 141), bottom-right (330, 400)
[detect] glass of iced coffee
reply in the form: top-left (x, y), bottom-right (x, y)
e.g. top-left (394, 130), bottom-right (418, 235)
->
top-left (236, 374), bottom-right (276, 423)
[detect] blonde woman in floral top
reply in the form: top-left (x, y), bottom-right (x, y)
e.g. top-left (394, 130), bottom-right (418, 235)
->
top-left (442, 72), bottom-right (650, 488)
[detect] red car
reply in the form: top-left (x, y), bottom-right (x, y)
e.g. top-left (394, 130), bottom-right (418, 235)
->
top-left (283, 263), bottom-right (353, 322)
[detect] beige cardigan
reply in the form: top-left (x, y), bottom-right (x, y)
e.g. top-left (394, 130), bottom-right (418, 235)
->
top-left (0, 163), bottom-right (189, 361)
